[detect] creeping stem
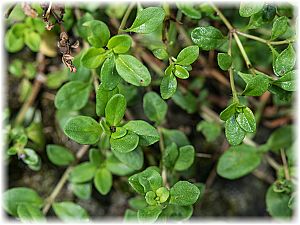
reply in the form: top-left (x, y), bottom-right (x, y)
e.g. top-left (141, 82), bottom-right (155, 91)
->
top-left (42, 145), bottom-right (90, 215)
top-left (14, 53), bottom-right (46, 126)
top-left (211, 4), bottom-right (295, 70)
top-left (118, 2), bottom-right (135, 34)
top-left (158, 127), bottom-right (169, 189)
top-left (211, 4), bottom-right (253, 69)
top-left (236, 30), bottom-right (295, 46)
top-left (228, 32), bottom-right (238, 102)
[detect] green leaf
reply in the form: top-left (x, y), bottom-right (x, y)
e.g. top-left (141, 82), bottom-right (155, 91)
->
top-left (220, 102), bottom-right (237, 121)
top-left (236, 107), bottom-right (256, 133)
top-left (152, 48), bottom-right (169, 60)
top-left (3, 187), bottom-right (43, 216)
top-left (106, 154), bottom-right (136, 176)
top-left (17, 204), bottom-right (46, 222)
top-left (160, 73), bottom-right (177, 99)
top-left (145, 191), bottom-right (157, 205)
top-left (22, 148), bottom-right (41, 170)
top-left (81, 47), bottom-right (106, 69)
top-left (162, 142), bottom-right (179, 169)
top-left (25, 122), bottom-right (45, 148)
top-left (124, 209), bottom-right (138, 221)
top-left (46, 69), bottom-right (68, 89)
top-left (137, 205), bottom-right (162, 222)
top-left (125, 7), bottom-right (165, 34)
top-left (69, 50), bottom-right (92, 82)
top-left (176, 45), bottom-right (199, 66)
top-left (169, 181), bottom-right (200, 206)
top-left (19, 78), bottom-right (32, 102)
top-left (8, 59), bottom-right (23, 77)
top-left (176, 3), bottom-right (201, 19)
top-left (10, 22), bottom-right (26, 36)
top-left (247, 11), bottom-right (266, 30)
top-left (112, 147), bottom-right (144, 170)
top-left (118, 83), bottom-right (139, 104)
top-left (238, 72), bottom-right (270, 96)
top-left (159, 205), bottom-right (193, 221)
top-left (164, 64), bottom-right (174, 76)
top-left (55, 81), bottom-right (91, 110)
top-left (46, 144), bottom-right (75, 166)
top-left (196, 121), bottom-right (221, 142)
top-left (162, 128), bottom-right (190, 147)
top-left (115, 54), bottom-right (151, 86)
top-left (266, 125), bottom-right (293, 151)
top-left (217, 53), bottom-right (232, 71)
top-left (143, 91), bottom-right (168, 124)
top-left (123, 120), bottom-right (160, 146)
top-left (273, 45), bottom-right (296, 76)
top-left (129, 196), bottom-right (148, 210)
top-left (128, 174), bottom-right (146, 194)
top-left (156, 187), bottom-right (170, 203)
top-left (94, 168), bottom-right (112, 195)
top-left (239, 2), bottom-right (264, 17)
top-left (64, 116), bottom-right (102, 145)
top-left (100, 55), bottom-right (122, 91)
top-left (105, 94), bottom-right (126, 126)
top-left (24, 63), bottom-right (36, 79)
top-left (225, 115), bottom-right (246, 146)
top-left (83, 20), bottom-right (110, 48)
top-left (174, 65), bottom-right (189, 79)
top-left (172, 89), bottom-right (197, 114)
top-left (5, 29), bottom-right (24, 53)
top-left (107, 34), bottom-right (132, 54)
top-left (268, 84), bottom-right (292, 103)
top-left (273, 70), bottom-right (296, 91)
top-left (111, 126), bottom-right (127, 139)
top-left (96, 84), bottom-right (119, 117)
top-left (52, 202), bottom-right (89, 222)
top-left (110, 131), bottom-right (139, 153)
top-left (24, 31), bottom-right (40, 52)
top-left (89, 148), bottom-right (104, 166)
top-left (76, 13), bottom-right (94, 39)
top-left (217, 144), bottom-right (262, 179)
top-left (55, 108), bottom-right (79, 130)
top-left (71, 183), bottom-right (92, 200)
top-left (266, 184), bottom-right (292, 218)
top-left (138, 167), bottom-right (162, 193)
top-left (174, 145), bottom-right (195, 171)
top-left (69, 162), bottom-right (97, 183)
top-left (271, 16), bottom-right (289, 40)
top-left (262, 4), bottom-right (276, 22)
top-left (191, 26), bottom-right (225, 51)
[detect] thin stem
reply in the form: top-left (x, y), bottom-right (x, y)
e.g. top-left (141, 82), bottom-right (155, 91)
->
top-left (199, 104), bottom-right (282, 172)
top-left (236, 30), bottom-right (269, 44)
top-left (211, 4), bottom-right (253, 71)
top-left (280, 148), bottom-right (290, 180)
top-left (265, 154), bottom-right (281, 171)
top-left (210, 4), bottom-right (233, 30)
top-left (196, 153), bottom-right (212, 158)
top-left (157, 127), bottom-right (169, 189)
top-left (92, 70), bottom-right (99, 91)
top-left (118, 2), bottom-right (135, 34)
top-left (269, 39), bottom-right (296, 45)
top-left (236, 30), bottom-right (295, 46)
top-left (14, 53), bottom-right (46, 126)
top-left (140, 52), bottom-right (164, 77)
top-left (228, 33), bottom-right (238, 102)
top-left (232, 32), bottom-right (253, 70)
top-left (5, 3), bottom-right (17, 18)
top-left (42, 145), bottom-right (90, 215)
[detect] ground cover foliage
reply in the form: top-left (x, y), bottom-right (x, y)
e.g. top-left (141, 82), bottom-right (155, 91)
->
top-left (3, 1), bottom-right (296, 222)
